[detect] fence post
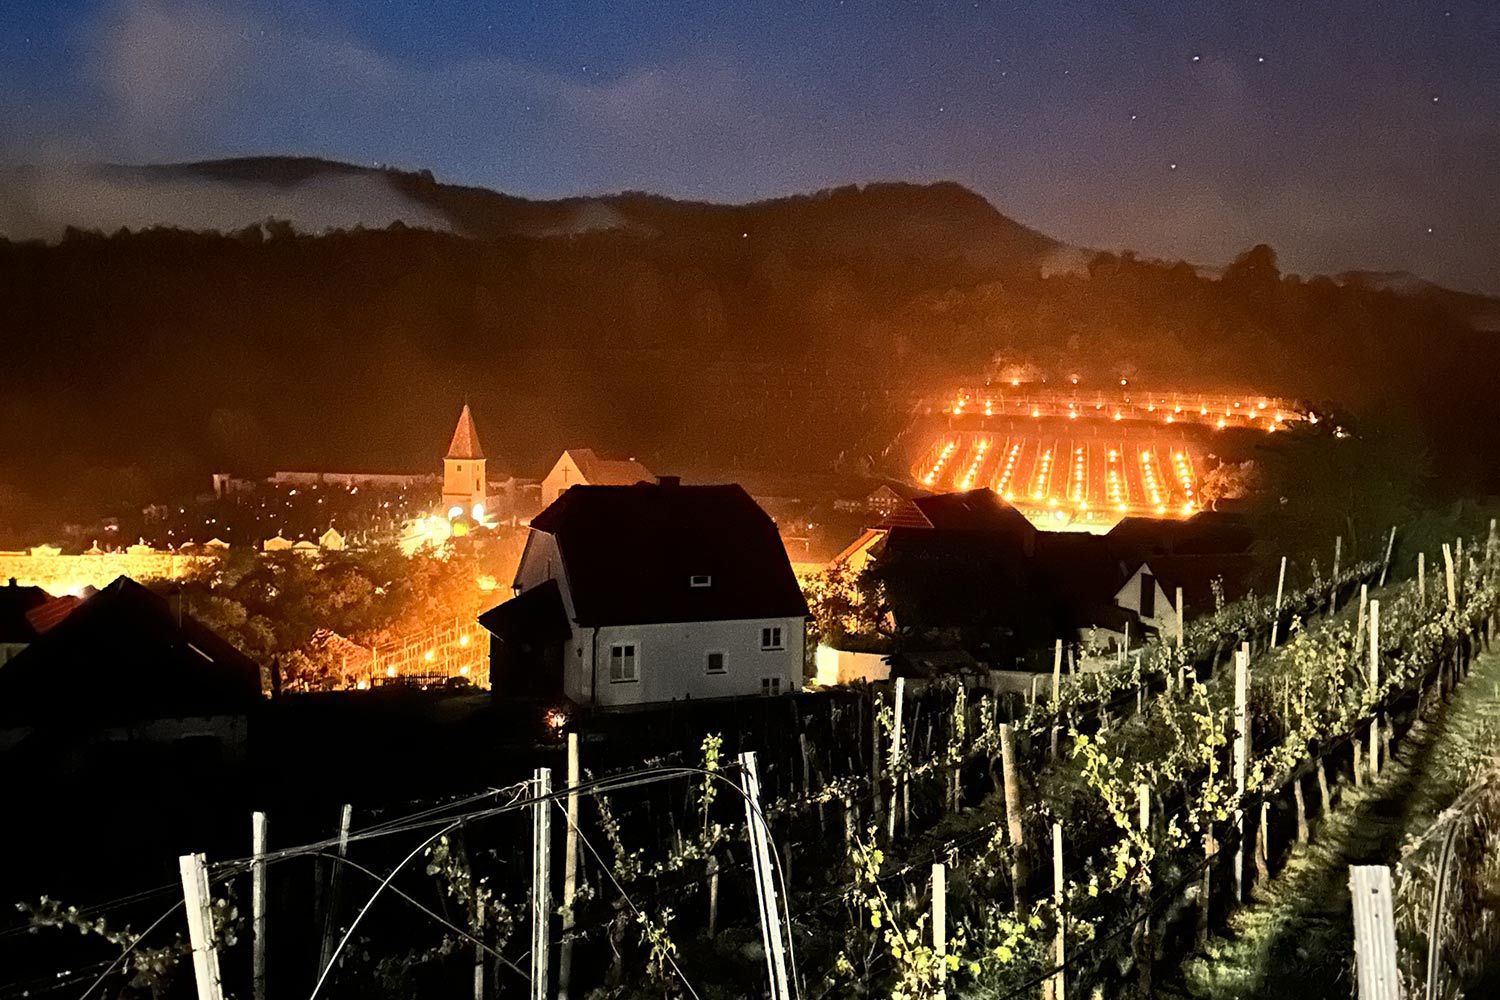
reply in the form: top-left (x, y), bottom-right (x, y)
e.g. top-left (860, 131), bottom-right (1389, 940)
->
top-left (1354, 584), bottom-right (1368, 659)
top-left (1233, 644), bottom-right (1250, 902)
top-left (888, 677), bottom-right (906, 841)
top-left (1443, 543), bottom-right (1457, 612)
top-left (1052, 822), bottom-right (1066, 1000)
top-left (1348, 865), bottom-right (1400, 1000)
top-left (740, 751), bottom-right (793, 1000)
top-left (1176, 587), bottom-right (1186, 690)
top-left (531, 767), bottom-right (552, 1000)
top-left (1418, 552), bottom-right (1426, 610)
top-left (1368, 601), bottom-right (1381, 782)
top-left (318, 804), bottom-right (353, 979)
top-left (558, 734), bottom-right (580, 999)
top-left (1330, 536), bottom-right (1342, 615)
top-left (999, 722), bottom-right (1028, 911)
top-left (178, 853), bottom-right (225, 1000)
top-left (1050, 640), bottom-right (1062, 759)
top-left (932, 863), bottom-right (948, 1000)
top-left (1270, 556), bottom-right (1288, 647)
top-left (1379, 525), bottom-right (1397, 587)
top-left (252, 813), bottom-right (268, 1000)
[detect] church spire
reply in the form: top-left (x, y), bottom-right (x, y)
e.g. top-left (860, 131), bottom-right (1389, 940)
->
top-left (446, 404), bottom-right (484, 461)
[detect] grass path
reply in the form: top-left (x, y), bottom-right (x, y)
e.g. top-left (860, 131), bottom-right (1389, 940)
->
top-left (1172, 645), bottom-right (1500, 1000)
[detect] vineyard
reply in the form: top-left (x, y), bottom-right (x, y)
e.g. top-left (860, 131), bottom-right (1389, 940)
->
top-left (9, 523), bottom-right (1500, 1000)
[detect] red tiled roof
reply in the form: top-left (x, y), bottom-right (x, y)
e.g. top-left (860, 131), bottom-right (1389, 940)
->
top-left (446, 405), bottom-right (484, 460)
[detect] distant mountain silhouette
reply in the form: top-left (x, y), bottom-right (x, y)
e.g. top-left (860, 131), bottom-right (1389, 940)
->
top-left (0, 156), bottom-right (1495, 534)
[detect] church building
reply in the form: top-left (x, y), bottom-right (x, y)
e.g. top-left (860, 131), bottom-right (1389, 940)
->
top-left (442, 404), bottom-right (489, 519)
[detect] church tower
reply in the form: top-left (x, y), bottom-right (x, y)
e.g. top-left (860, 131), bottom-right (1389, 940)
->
top-left (442, 404), bottom-right (488, 518)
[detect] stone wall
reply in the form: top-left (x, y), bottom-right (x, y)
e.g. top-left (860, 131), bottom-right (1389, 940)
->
top-left (0, 550), bottom-right (213, 595)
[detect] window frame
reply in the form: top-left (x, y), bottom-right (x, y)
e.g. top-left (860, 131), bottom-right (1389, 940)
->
top-left (705, 650), bottom-right (727, 675)
top-left (608, 642), bottom-right (639, 684)
top-left (690, 574), bottom-right (713, 588)
top-left (760, 625), bottom-right (785, 651)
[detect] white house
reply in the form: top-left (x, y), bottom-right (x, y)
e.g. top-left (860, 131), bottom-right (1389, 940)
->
top-left (479, 479), bottom-right (809, 708)
top-left (1114, 563), bottom-right (1178, 639)
top-left (540, 449), bottom-right (653, 508)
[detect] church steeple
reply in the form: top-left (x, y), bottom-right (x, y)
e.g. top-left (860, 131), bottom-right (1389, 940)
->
top-left (446, 403), bottom-right (484, 461)
top-left (442, 404), bottom-right (488, 517)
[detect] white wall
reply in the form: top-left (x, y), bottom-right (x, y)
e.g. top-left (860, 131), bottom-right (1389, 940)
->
top-left (813, 645), bottom-right (890, 686)
top-left (568, 616), bottom-right (805, 707)
top-left (1115, 564), bottom-right (1176, 637)
top-left (541, 453), bottom-right (585, 507)
top-left (512, 531), bottom-right (577, 619)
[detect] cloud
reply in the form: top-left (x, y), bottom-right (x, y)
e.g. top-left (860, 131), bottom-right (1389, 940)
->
top-left (0, 163), bottom-right (451, 240)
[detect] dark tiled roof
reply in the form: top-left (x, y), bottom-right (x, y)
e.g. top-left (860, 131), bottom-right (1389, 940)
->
top-left (0, 577), bottom-right (262, 723)
top-left (0, 582), bottom-right (51, 644)
top-left (883, 489), bottom-right (1037, 536)
top-left (446, 405), bottom-right (484, 460)
top-left (528, 483), bottom-right (809, 627)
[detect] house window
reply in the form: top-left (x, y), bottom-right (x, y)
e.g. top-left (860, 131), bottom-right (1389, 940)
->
top-left (609, 643), bottom-right (638, 683)
top-left (706, 651), bottom-right (726, 674)
top-left (760, 626), bottom-right (784, 651)
top-left (690, 574), bottom-right (713, 588)
top-left (761, 677), bottom-right (782, 696)
top-left (1139, 573), bottom-right (1157, 618)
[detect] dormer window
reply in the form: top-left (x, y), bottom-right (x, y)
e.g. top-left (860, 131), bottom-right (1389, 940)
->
top-left (690, 575), bottom-right (712, 588)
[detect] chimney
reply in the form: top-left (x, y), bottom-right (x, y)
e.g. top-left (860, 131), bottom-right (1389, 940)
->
top-left (657, 475), bottom-right (681, 488)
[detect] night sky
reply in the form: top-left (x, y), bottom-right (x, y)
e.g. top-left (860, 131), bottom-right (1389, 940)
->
top-left (2, 1), bottom-right (1497, 292)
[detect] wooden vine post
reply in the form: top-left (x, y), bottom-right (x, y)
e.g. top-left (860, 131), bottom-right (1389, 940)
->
top-left (1349, 865), bottom-right (1401, 1000)
top-left (1368, 600), bottom-right (1381, 782)
top-left (558, 733), bottom-right (581, 998)
top-left (1051, 822), bottom-right (1066, 1000)
top-left (1418, 552), bottom-right (1426, 610)
top-left (1269, 556), bottom-right (1288, 647)
top-left (1329, 535), bottom-right (1342, 615)
top-left (1232, 643), bottom-right (1250, 902)
top-left (1176, 586), bottom-right (1186, 691)
top-left (1050, 639), bottom-right (1063, 760)
top-left (1354, 584), bottom-right (1368, 659)
top-left (1378, 525), bottom-right (1396, 587)
top-left (999, 722), bottom-right (1028, 910)
top-left (1134, 784), bottom-right (1153, 998)
top-left (251, 812), bottom-right (268, 1000)
top-left (932, 863), bottom-right (948, 1000)
top-left (887, 677), bottom-right (906, 841)
top-left (1443, 542), bottom-right (1457, 612)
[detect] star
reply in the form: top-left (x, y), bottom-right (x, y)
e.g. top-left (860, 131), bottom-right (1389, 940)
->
top-left (1191, 54), bottom-right (1201, 62)
top-left (1256, 55), bottom-right (1266, 64)
top-left (1169, 162), bottom-right (1178, 170)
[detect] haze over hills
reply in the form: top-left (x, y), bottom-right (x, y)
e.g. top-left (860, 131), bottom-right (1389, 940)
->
top-left (0, 156), bottom-right (1495, 534)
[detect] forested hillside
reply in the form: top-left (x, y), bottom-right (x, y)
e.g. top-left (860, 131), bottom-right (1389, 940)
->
top-left (0, 159), bottom-right (1494, 529)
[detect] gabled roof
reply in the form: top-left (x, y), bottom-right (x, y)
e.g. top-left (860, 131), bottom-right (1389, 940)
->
top-left (556, 449), bottom-right (652, 488)
top-left (446, 404), bottom-right (484, 461)
top-left (0, 581), bottom-right (52, 644)
top-left (478, 579), bottom-right (573, 643)
top-left (0, 577), bottom-right (262, 723)
top-left (882, 489), bottom-right (1037, 537)
top-left (525, 483), bottom-right (809, 627)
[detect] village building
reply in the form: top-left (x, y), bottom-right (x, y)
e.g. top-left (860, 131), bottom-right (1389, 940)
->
top-left (479, 479), bottom-right (809, 708)
top-left (540, 449), bottom-right (653, 507)
top-left (442, 404), bottom-right (489, 518)
top-left (0, 577), bottom-right (262, 760)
